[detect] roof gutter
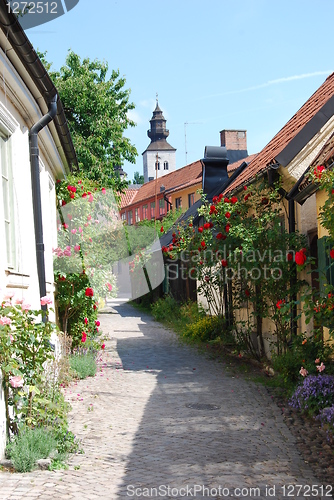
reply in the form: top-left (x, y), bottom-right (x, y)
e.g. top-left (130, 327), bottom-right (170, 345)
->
top-left (0, 1), bottom-right (77, 169)
top-left (29, 95), bottom-right (58, 317)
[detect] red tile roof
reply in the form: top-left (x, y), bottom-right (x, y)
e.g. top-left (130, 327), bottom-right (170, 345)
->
top-left (227, 154), bottom-right (258, 173)
top-left (120, 187), bottom-right (141, 209)
top-left (225, 72), bottom-right (334, 194)
top-left (122, 160), bottom-right (202, 208)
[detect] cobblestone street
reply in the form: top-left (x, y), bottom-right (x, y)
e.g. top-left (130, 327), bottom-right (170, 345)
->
top-left (0, 301), bottom-right (328, 499)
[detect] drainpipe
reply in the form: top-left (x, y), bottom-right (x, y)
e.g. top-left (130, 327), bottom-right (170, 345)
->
top-left (29, 95), bottom-right (58, 317)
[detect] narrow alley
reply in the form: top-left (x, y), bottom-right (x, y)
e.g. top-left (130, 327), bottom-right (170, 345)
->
top-left (0, 302), bottom-right (324, 499)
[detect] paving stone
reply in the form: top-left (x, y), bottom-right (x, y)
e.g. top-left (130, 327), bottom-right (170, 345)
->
top-left (0, 301), bottom-right (327, 499)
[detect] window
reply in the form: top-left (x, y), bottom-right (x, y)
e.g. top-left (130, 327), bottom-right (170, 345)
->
top-left (159, 198), bottom-right (165, 216)
top-left (142, 204), bottom-right (148, 219)
top-left (127, 210), bottom-right (133, 225)
top-left (1, 133), bottom-right (15, 269)
top-left (150, 202), bottom-right (155, 219)
top-left (148, 177), bottom-right (154, 182)
top-left (135, 208), bottom-right (140, 223)
top-left (156, 162), bottom-right (160, 170)
top-left (121, 212), bottom-right (126, 221)
top-left (318, 236), bottom-right (334, 296)
top-left (175, 197), bottom-right (182, 209)
top-left (164, 161), bottom-right (169, 170)
top-left (188, 193), bottom-right (195, 208)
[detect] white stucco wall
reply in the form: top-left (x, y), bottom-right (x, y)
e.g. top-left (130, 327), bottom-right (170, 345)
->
top-left (143, 150), bottom-right (176, 183)
top-left (0, 46), bottom-right (66, 458)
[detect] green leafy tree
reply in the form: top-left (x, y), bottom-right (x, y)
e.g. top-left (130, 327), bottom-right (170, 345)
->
top-left (41, 50), bottom-right (137, 189)
top-left (133, 171), bottom-right (144, 185)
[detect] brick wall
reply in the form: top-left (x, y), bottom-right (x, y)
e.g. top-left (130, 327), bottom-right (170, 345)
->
top-left (220, 130), bottom-right (247, 150)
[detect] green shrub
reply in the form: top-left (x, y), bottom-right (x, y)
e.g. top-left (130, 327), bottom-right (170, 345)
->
top-left (70, 352), bottom-right (97, 379)
top-left (184, 315), bottom-right (225, 342)
top-left (151, 295), bottom-right (181, 323)
top-left (6, 427), bottom-right (57, 472)
top-left (272, 334), bottom-right (334, 389)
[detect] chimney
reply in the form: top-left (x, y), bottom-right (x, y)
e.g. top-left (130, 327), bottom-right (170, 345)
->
top-left (220, 130), bottom-right (247, 150)
top-left (201, 146), bottom-right (229, 202)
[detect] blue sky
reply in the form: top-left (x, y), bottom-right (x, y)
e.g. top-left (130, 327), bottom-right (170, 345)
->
top-left (27, 0), bottom-right (334, 182)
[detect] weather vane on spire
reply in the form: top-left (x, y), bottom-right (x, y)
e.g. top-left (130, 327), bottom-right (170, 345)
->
top-left (156, 92), bottom-right (158, 104)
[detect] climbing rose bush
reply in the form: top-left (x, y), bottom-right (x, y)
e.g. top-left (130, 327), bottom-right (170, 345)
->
top-left (0, 293), bottom-right (55, 434)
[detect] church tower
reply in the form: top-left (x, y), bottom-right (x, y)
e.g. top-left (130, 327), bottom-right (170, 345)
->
top-left (142, 99), bottom-right (176, 183)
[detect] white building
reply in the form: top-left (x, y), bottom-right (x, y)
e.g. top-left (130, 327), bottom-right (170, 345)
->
top-left (142, 101), bottom-right (176, 183)
top-left (0, 4), bottom-right (76, 458)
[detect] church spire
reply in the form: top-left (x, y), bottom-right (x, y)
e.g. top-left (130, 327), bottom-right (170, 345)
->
top-left (147, 100), bottom-right (169, 142)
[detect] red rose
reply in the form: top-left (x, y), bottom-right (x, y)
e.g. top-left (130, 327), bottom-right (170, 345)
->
top-left (243, 186), bottom-right (247, 191)
top-left (201, 241), bottom-right (206, 248)
top-left (295, 251), bottom-right (307, 266)
top-left (276, 299), bottom-right (285, 309)
top-left (160, 226), bottom-right (164, 233)
top-left (93, 304), bottom-right (97, 310)
top-left (198, 227), bottom-right (203, 233)
top-left (225, 212), bottom-right (231, 218)
top-left (225, 224), bottom-right (230, 233)
top-left (287, 252), bottom-right (293, 261)
top-left (314, 165), bottom-right (325, 179)
top-left (81, 332), bottom-right (87, 343)
top-left (85, 287), bottom-right (94, 297)
top-left (204, 223), bottom-right (210, 230)
top-left (95, 320), bottom-right (100, 327)
top-left (101, 343), bottom-right (105, 350)
top-left (224, 197), bottom-right (230, 203)
top-left (221, 259), bottom-right (228, 267)
top-left (231, 196), bottom-right (238, 204)
top-left (216, 232), bottom-right (223, 240)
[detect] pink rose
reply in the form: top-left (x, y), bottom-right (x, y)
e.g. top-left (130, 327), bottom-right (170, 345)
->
top-left (9, 376), bottom-right (24, 388)
top-left (316, 362), bottom-right (325, 372)
top-left (0, 316), bottom-right (11, 326)
top-left (40, 296), bottom-right (53, 306)
top-left (299, 367), bottom-right (308, 377)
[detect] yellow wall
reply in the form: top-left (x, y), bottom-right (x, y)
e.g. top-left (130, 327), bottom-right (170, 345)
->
top-left (170, 183), bottom-right (202, 212)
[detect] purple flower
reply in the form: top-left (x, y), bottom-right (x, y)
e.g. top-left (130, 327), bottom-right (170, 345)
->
top-left (289, 374), bottom-right (334, 413)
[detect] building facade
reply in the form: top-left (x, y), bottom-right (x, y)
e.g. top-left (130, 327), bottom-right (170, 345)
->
top-left (142, 101), bottom-right (176, 183)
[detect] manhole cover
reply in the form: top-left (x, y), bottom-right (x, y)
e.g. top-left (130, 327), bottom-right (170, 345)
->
top-left (186, 403), bottom-right (221, 410)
